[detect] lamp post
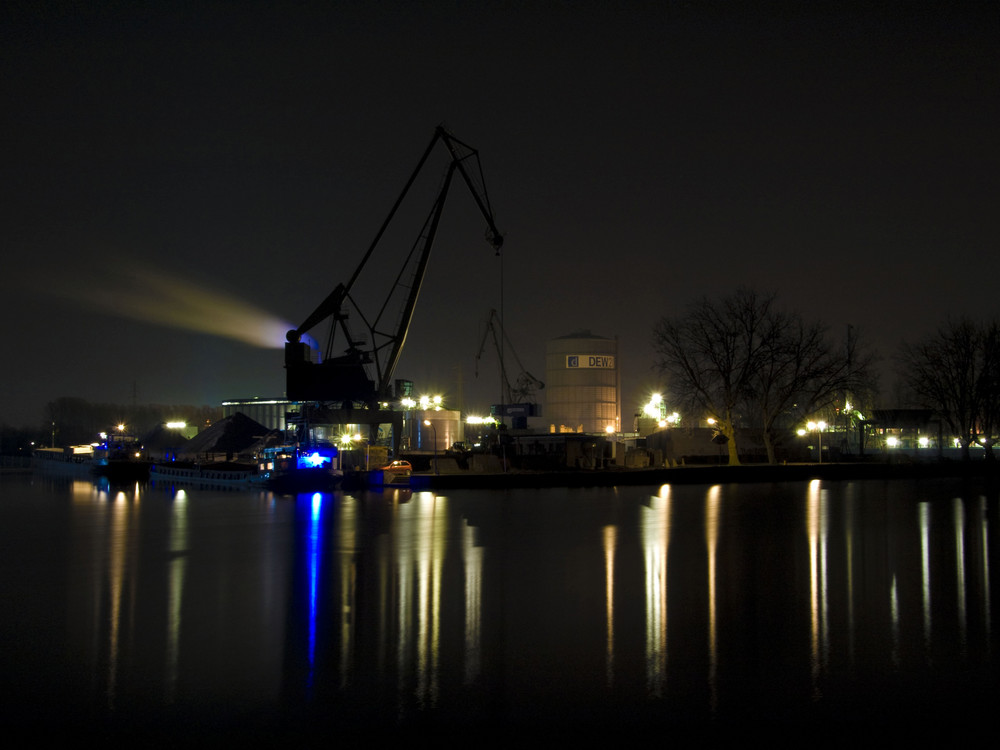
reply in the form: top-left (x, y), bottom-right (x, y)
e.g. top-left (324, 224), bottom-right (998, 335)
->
top-left (424, 419), bottom-right (438, 475)
top-left (707, 416), bottom-right (725, 465)
top-left (804, 420), bottom-right (827, 463)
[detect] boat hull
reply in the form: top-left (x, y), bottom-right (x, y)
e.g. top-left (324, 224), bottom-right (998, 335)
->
top-left (150, 463), bottom-right (260, 489)
top-left (266, 467), bottom-right (343, 494)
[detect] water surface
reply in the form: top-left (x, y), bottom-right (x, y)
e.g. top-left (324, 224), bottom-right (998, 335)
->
top-left (1, 473), bottom-right (996, 740)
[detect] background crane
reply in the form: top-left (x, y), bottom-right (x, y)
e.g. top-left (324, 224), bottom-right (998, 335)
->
top-left (474, 308), bottom-right (545, 407)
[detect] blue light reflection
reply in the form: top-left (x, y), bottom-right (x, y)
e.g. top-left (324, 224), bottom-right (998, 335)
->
top-left (307, 492), bottom-right (323, 692)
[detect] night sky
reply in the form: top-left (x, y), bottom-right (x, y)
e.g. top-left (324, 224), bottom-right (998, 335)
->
top-left (2, 1), bottom-right (997, 427)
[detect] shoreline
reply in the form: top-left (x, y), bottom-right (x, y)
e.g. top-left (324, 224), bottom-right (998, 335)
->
top-left (408, 460), bottom-right (1000, 490)
top-left (15, 458), bottom-right (999, 492)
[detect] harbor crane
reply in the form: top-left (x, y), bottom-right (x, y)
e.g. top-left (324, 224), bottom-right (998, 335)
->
top-left (474, 308), bottom-right (545, 406)
top-left (285, 127), bottom-right (504, 407)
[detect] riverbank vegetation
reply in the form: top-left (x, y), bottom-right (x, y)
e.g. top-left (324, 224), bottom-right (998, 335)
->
top-left (1, 398), bottom-right (220, 455)
top-left (652, 288), bottom-right (876, 465)
top-left (898, 318), bottom-right (1000, 462)
top-left (653, 288), bottom-right (999, 465)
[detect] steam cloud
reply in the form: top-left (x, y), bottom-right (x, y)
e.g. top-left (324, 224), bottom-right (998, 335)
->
top-left (52, 265), bottom-right (295, 349)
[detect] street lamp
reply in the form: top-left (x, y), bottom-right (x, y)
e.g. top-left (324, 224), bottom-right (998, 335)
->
top-left (423, 419), bottom-right (439, 475)
top-left (706, 417), bottom-right (727, 464)
top-left (802, 420), bottom-right (827, 463)
top-left (643, 394), bottom-right (665, 420)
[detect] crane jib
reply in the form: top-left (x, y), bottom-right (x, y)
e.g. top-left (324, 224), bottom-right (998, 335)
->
top-left (286, 128), bottom-right (504, 406)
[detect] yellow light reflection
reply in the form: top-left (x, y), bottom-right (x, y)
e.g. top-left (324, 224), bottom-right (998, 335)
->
top-left (165, 492), bottom-right (187, 704)
top-left (642, 485), bottom-right (671, 696)
top-left (979, 496), bottom-right (992, 643)
top-left (953, 498), bottom-right (967, 659)
top-left (337, 496), bottom-right (359, 688)
top-left (807, 479), bottom-right (829, 698)
top-left (603, 524), bottom-right (617, 687)
top-left (71, 480), bottom-right (93, 501)
top-left (395, 491), bottom-right (446, 709)
top-left (106, 486), bottom-right (138, 710)
top-left (705, 485), bottom-right (720, 713)
top-left (463, 520), bottom-right (483, 685)
top-left (920, 502), bottom-right (932, 650)
top-left (890, 574), bottom-right (900, 667)
top-left (844, 487), bottom-right (858, 673)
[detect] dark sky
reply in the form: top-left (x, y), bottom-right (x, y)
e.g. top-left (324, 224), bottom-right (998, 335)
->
top-left (2, 1), bottom-right (997, 427)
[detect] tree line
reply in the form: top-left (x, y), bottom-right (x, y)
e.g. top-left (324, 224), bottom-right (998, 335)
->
top-left (898, 318), bottom-right (1000, 461)
top-left (651, 287), bottom-right (999, 464)
top-left (1, 397), bottom-right (221, 453)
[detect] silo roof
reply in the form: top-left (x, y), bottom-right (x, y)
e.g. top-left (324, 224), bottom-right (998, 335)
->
top-left (553, 330), bottom-right (612, 340)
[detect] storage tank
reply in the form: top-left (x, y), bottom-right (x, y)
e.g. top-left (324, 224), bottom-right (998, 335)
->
top-left (545, 332), bottom-right (620, 434)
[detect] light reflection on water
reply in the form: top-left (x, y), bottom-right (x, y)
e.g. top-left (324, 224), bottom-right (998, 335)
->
top-left (807, 478), bottom-right (828, 698)
top-left (641, 485), bottom-right (669, 697)
top-left (705, 484), bottom-right (720, 713)
top-left (1, 474), bottom-right (998, 739)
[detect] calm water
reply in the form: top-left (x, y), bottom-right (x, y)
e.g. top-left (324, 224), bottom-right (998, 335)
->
top-left (1, 472), bottom-right (998, 741)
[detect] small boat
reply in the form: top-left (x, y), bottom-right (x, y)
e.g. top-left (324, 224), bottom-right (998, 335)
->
top-left (32, 445), bottom-right (97, 476)
top-left (33, 442), bottom-right (150, 481)
top-left (92, 426), bottom-right (151, 480)
top-left (256, 444), bottom-right (343, 493)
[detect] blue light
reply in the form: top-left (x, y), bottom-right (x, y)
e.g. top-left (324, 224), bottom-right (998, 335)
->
top-left (295, 445), bottom-right (338, 470)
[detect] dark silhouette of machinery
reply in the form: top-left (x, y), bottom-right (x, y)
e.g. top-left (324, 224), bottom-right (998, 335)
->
top-left (474, 308), bottom-right (544, 409)
top-left (285, 127), bottom-right (504, 410)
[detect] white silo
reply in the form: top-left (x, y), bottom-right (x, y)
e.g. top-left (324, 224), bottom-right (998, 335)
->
top-left (545, 332), bottom-right (620, 434)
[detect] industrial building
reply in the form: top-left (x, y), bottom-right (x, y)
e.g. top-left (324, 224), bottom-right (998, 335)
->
top-left (222, 396), bottom-right (462, 452)
top-left (222, 330), bottom-right (624, 454)
top-left (545, 332), bottom-right (620, 435)
top-left (222, 398), bottom-right (297, 432)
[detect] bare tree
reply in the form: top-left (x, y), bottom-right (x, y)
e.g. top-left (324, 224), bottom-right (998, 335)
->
top-left (900, 317), bottom-right (1000, 461)
top-left (976, 321), bottom-right (1000, 458)
top-left (652, 288), bottom-right (776, 465)
top-left (653, 289), bottom-right (875, 465)
top-left (750, 320), bottom-right (876, 463)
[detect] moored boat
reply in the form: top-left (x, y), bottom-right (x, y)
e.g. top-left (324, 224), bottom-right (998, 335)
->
top-left (150, 461), bottom-right (261, 489)
top-left (32, 445), bottom-right (97, 476)
top-left (92, 426), bottom-right (151, 480)
top-left (256, 444), bottom-right (343, 493)
top-left (149, 444), bottom-right (346, 493)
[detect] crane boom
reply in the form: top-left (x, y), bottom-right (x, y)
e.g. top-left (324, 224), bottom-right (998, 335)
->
top-left (285, 127), bottom-right (503, 405)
